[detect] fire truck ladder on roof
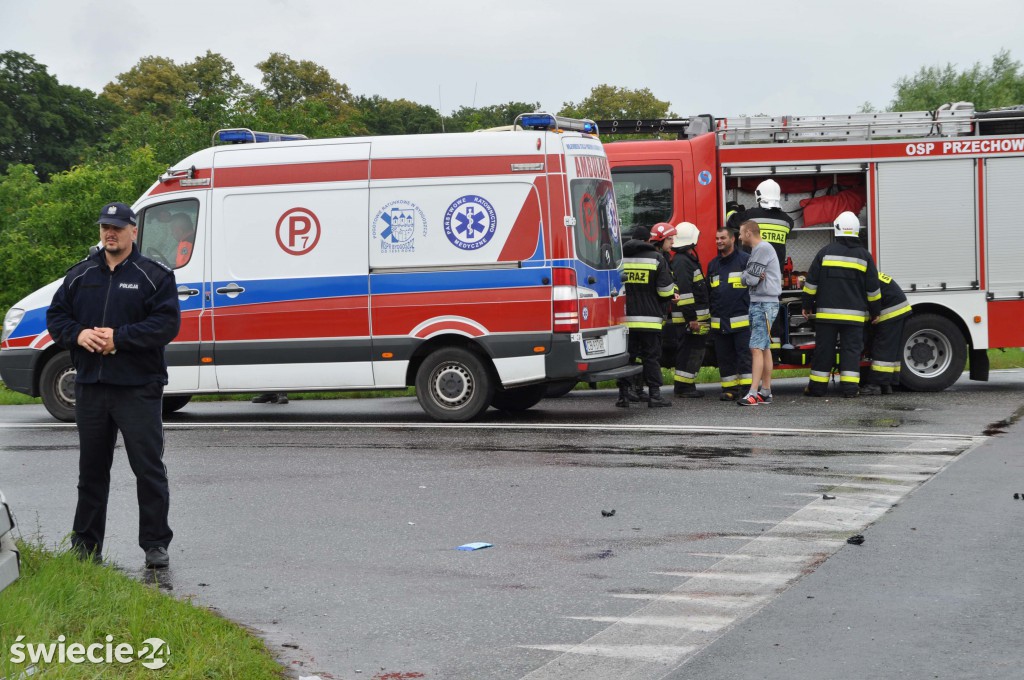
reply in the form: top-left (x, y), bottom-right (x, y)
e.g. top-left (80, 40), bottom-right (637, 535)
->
top-left (595, 103), bottom-right (980, 143)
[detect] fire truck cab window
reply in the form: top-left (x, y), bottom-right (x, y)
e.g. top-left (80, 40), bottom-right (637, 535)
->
top-left (611, 167), bottom-right (673, 236)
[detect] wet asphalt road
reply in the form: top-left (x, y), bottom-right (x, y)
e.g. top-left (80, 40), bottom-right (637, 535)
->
top-left (0, 371), bottom-right (1021, 679)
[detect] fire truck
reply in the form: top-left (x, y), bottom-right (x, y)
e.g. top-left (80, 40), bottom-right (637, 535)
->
top-left (599, 104), bottom-right (1024, 391)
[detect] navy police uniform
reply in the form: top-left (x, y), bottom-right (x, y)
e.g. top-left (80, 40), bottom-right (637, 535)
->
top-left (47, 242), bottom-right (180, 556)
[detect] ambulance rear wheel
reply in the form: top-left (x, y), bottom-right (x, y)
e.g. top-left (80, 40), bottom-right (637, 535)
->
top-left (415, 347), bottom-right (494, 421)
top-left (40, 351), bottom-right (76, 422)
top-left (899, 314), bottom-right (966, 392)
top-left (491, 384), bottom-right (547, 412)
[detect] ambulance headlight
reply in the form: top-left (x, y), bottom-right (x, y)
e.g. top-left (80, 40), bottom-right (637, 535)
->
top-left (2, 308), bottom-right (24, 343)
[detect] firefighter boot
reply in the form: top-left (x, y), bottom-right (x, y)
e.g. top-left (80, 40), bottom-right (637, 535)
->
top-left (648, 386), bottom-right (672, 408)
top-left (880, 384), bottom-right (894, 395)
top-left (859, 384), bottom-right (882, 396)
top-left (674, 383), bottom-right (704, 398)
top-left (615, 386), bottom-right (631, 408)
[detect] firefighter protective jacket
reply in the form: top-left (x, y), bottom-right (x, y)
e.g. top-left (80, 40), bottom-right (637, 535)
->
top-left (876, 272), bottom-right (912, 323)
top-left (620, 238), bottom-right (676, 331)
top-left (707, 247), bottom-right (751, 333)
top-left (738, 206), bottom-right (794, 272)
top-left (801, 238), bottom-right (882, 325)
top-left (46, 244), bottom-right (181, 386)
top-left (669, 247), bottom-right (710, 324)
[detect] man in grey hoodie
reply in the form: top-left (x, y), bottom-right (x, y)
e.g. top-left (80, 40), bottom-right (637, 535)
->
top-left (737, 221), bottom-right (782, 406)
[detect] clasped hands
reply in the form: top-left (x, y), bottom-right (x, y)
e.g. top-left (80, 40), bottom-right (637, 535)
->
top-left (77, 327), bottom-right (116, 354)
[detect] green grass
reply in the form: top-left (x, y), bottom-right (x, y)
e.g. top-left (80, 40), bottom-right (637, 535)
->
top-left (0, 538), bottom-right (284, 679)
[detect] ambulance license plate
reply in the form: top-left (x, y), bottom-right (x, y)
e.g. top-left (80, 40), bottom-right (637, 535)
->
top-left (584, 337), bottom-right (605, 354)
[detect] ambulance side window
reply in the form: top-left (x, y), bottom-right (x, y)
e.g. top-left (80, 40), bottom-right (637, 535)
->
top-left (611, 167), bottom-right (673, 235)
top-left (137, 199), bottom-right (200, 270)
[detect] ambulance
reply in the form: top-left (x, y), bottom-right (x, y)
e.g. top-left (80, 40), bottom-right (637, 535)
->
top-left (0, 114), bottom-right (637, 422)
top-left (599, 104), bottom-right (1024, 391)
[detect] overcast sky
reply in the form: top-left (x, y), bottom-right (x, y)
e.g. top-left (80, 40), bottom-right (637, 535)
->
top-left (3, 0), bottom-right (1022, 119)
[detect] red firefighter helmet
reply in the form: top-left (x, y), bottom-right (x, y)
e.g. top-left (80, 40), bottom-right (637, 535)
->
top-left (649, 222), bottom-right (678, 243)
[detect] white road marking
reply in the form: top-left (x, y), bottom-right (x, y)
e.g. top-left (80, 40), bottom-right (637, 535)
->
top-left (518, 443), bottom-right (984, 680)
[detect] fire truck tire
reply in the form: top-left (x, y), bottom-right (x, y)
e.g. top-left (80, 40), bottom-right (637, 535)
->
top-left (39, 351), bottom-right (76, 423)
top-left (544, 380), bottom-right (578, 398)
top-left (162, 395), bottom-right (192, 415)
top-left (491, 383), bottom-right (547, 411)
top-left (899, 313), bottom-right (967, 392)
top-left (415, 347), bottom-right (495, 421)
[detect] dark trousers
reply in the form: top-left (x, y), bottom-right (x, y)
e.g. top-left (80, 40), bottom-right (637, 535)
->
top-left (618, 330), bottom-right (663, 390)
top-left (808, 323), bottom-right (864, 396)
top-left (674, 328), bottom-right (707, 390)
top-left (712, 330), bottom-right (752, 395)
top-left (866, 318), bottom-right (907, 386)
top-left (72, 382), bottom-right (172, 553)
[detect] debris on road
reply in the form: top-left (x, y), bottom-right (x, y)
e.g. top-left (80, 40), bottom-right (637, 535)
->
top-left (456, 542), bottom-right (492, 551)
top-left (601, 509), bottom-right (616, 517)
top-left (847, 534), bottom-right (865, 545)
top-left (822, 494), bottom-right (836, 500)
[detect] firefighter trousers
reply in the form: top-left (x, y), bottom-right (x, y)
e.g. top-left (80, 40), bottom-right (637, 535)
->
top-left (866, 318), bottom-right (906, 386)
top-left (674, 329), bottom-right (707, 392)
top-left (712, 330), bottom-right (752, 396)
top-left (618, 330), bottom-right (663, 390)
top-left (808, 323), bottom-right (864, 396)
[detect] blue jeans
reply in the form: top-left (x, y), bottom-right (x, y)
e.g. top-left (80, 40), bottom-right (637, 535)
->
top-left (749, 301), bottom-right (779, 350)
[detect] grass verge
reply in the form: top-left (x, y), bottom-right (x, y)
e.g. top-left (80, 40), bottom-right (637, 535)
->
top-left (0, 538), bottom-right (283, 679)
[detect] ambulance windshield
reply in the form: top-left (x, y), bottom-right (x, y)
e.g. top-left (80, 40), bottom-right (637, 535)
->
top-left (569, 178), bottom-right (622, 270)
top-left (610, 167), bottom-right (673, 236)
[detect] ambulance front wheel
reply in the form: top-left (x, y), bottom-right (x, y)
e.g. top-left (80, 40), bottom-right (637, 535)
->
top-left (40, 350), bottom-right (76, 423)
top-left (415, 347), bottom-right (495, 421)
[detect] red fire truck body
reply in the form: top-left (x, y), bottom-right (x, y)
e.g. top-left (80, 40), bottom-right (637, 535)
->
top-left (602, 106), bottom-right (1024, 390)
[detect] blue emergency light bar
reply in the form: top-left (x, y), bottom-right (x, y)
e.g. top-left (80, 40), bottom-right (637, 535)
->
top-left (515, 113), bottom-right (599, 135)
top-left (213, 128), bottom-right (309, 144)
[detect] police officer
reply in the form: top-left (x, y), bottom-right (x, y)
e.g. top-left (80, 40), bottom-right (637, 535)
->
top-left (46, 201), bottom-right (181, 569)
top-left (801, 211), bottom-right (881, 398)
top-left (707, 225), bottom-right (752, 401)
top-left (860, 271), bottom-right (912, 395)
top-left (668, 222), bottom-right (710, 398)
top-left (737, 179), bottom-right (793, 274)
top-left (616, 225), bottom-right (676, 408)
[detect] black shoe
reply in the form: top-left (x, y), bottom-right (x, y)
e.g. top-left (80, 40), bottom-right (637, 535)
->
top-left (276, 395), bottom-right (289, 404)
top-left (615, 397), bottom-right (630, 408)
top-left (252, 393), bottom-right (277, 403)
top-left (804, 386), bottom-right (826, 397)
top-left (145, 547), bottom-right (170, 569)
top-left (859, 384), bottom-right (881, 396)
top-left (648, 395), bottom-right (672, 408)
top-left (71, 542), bottom-right (102, 564)
top-left (719, 391), bottom-right (737, 401)
top-left (842, 391), bottom-right (859, 399)
top-left (674, 387), bottom-right (704, 398)
top-left (880, 384), bottom-right (894, 395)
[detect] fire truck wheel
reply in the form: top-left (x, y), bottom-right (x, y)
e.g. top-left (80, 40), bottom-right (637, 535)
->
top-left (415, 347), bottom-right (495, 421)
top-left (39, 351), bottom-right (76, 422)
top-left (899, 313), bottom-right (967, 392)
top-left (162, 395), bottom-right (192, 415)
top-left (544, 380), bottom-right (578, 398)
top-left (491, 383), bottom-right (547, 411)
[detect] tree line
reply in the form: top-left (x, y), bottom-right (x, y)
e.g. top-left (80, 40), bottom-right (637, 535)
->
top-left (1, 49), bottom-right (1022, 312)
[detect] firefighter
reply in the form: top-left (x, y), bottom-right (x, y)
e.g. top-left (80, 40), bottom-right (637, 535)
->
top-left (668, 222), bottom-right (710, 398)
top-left (737, 180), bottom-right (793, 274)
top-left (860, 272), bottom-right (912, 395)
top-left (616, 225), bottom-right (676, 408)
top-left (801, 211), bottom-right (882, 398)
top-left (707, 225), bottom-right (752, 401)
top-left (170, 213), bottom-right (195, 269)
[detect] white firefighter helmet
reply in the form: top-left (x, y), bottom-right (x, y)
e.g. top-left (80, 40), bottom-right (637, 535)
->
top-left (672, 222), bottom-right (699, 249)
top-left (755, 179), bottom-right (782, 209)
top-left (833, 211), bottom-right (861, 237)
